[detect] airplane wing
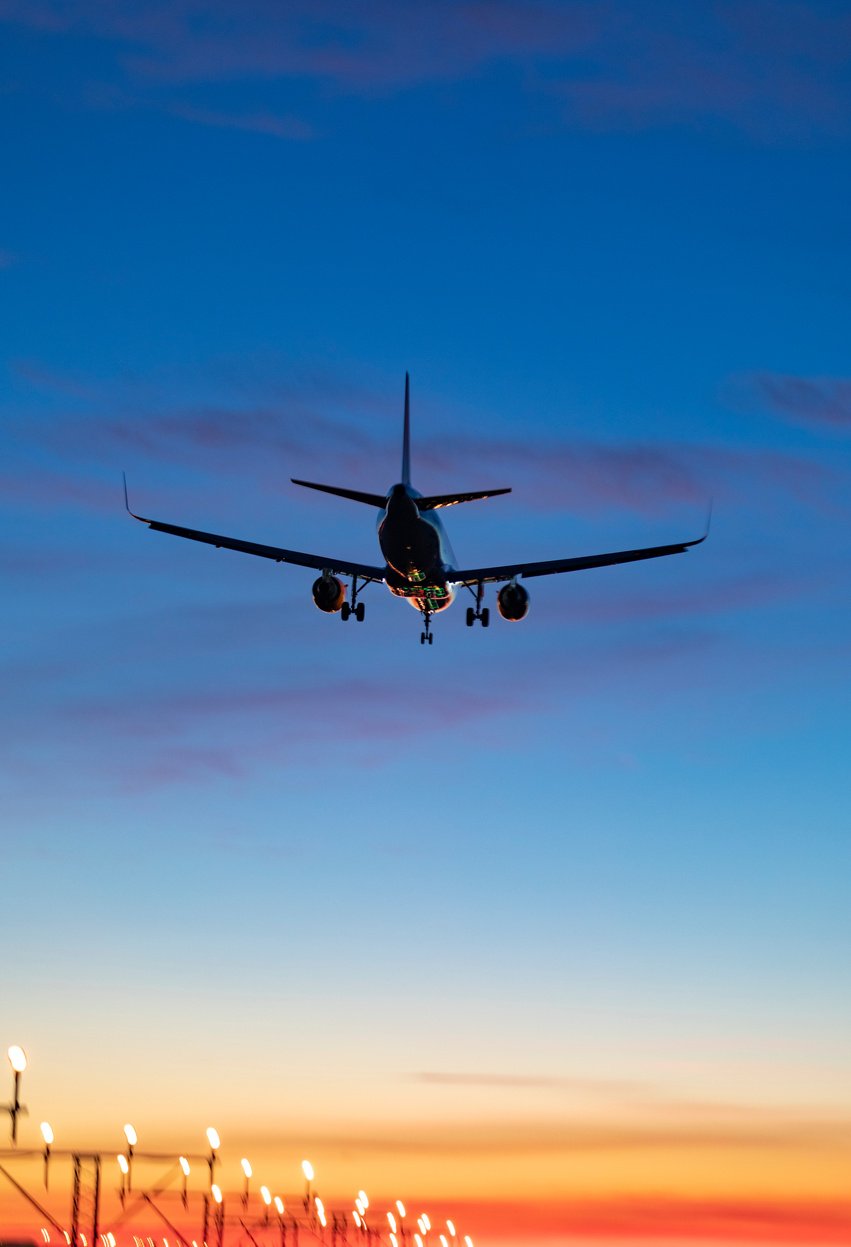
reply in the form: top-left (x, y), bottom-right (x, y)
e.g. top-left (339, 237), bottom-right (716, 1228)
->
top-left (124, 477), bottom-right (387, 582)
top-left (449, 532), bottom-right (707, 585)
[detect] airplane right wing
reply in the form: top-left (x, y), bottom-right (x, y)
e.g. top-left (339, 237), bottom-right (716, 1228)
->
top-left (124, 477), bottom-right (386, 582)
top-left (450, 532), bottom-right (707, 585)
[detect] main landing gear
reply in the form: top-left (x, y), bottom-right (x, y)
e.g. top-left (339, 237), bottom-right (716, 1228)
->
top-left (465, 581), bottom-right (490, 628)
top-left (340, 575), bottom-right (368, 623)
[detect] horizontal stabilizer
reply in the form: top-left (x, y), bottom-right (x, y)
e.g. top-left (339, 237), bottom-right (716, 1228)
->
top-left (418, 488), bottom-right (512, 511)
top-left (291, 479), bottom-right (387, 508)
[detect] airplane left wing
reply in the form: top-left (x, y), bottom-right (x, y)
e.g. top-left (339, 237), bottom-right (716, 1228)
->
top-left (450, 532), bottom-right (707, 585)
top-left (124, 477), bottom-right (386, 581)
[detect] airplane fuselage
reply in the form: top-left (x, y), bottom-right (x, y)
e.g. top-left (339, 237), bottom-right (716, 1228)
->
top-left (378, 483), bottom-right (456, 612)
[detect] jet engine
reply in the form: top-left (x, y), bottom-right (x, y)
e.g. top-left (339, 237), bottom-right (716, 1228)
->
top-left (312, 573), bottom-right (346, 613)
top-left (497, 581), bottom-right (530, 622)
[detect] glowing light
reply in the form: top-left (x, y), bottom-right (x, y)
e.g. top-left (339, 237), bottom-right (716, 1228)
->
top-left (274, 1197), bottom-right (284, 1215)
top-left (417, 1220), bottom-right (425, 1235)
top-left (358, 1190), bottom-right (369, 1209)
top-left (355, 1199), bottom-right (365, 1216)
top-left (107, 1237), bottom-right (116, 1247)
top-left (211, 1184), bottom-right (222, 1205)
top-left (241, 1158), bottom-right (252, 1179)
top-left (124, 1124), bottom-right (137, 1147)
top-left (422, 1215), bottom-right (431, 1232)
top-left (117, 1154), bottom-right (129, 1175)
top-left (387, 1213), bottom-right (397, 1234)
top-left (447, 1222), bottom-right (456, 1238)
top-left (261, 1185), bottom-right (271, 1206)
top-left (353, 1212), bottom-right (361, 1229)
top-left (440, 1237), bottom-right (449, 1247)
top-left (396, 1201), bottom-right (406, 1219)
top-left (40, 1122), bottom-right (54, 1146)
top-left (301, 1159), bottom-right (315, 1182)
top-left (390, 1236), bottom-right (398, 1247)
top-left (315, 1197), bottom-right (326, 1227)
top-left (415, 1237), bottom-right (424, 1247)
top-left (464, 1237), bottom-right (474, 1247)
top-left (179, 1156), bottom-right (190, 1176)
top-left (206, 1127), bottom-right (220, 1150)
top-left (80, 1238), bottom-right (87, 1247)
top-left (8, 1045), bottom-right (27, 1073)
top-left (41, 1231), bottom-right (50, 1243)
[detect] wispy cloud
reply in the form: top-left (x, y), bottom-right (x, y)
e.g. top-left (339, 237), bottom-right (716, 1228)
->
top-left (170, 103), bottom-right (314, 140)
top-left (736, 371), bottom-right (851, 434)
top-left (3, 1), bottom-right (850, 139)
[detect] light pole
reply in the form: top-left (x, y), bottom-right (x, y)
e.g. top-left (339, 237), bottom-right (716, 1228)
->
top-left (179, 1156), bottom-right (190, 1209)
top-left (6, 1045), bottom-right (27, 1144)
top-left (117, 1153), bottom-right (129, 1207)
top-left (241, 1157), bottom-right (252, 1209)
top-left (40, 1121), bottom-right (53, 1188)
top-left (301, 1158), bottom-right (314, 1211)
top-left (260, 1185), bottom-right (272, 1224)
top-left (206, 1127), bottom-right (220, 1186)
top-left (211, 1182), bottom-right (224, 1247)
top-left (123, 1124), bottom-right (136, 1192)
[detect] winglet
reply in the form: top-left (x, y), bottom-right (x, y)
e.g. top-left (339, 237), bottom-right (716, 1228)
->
top-left (402, 371), bottom-right (411, 486)
top-left (122, 471), bottom-right (144, 522)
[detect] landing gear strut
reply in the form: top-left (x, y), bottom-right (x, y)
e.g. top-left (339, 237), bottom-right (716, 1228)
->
top-left (465, 581), bottom-right (490, 628)
top-left (420, 606), bottom-right (434, 645)
top-left (341, 576), bottom-right (368, 623)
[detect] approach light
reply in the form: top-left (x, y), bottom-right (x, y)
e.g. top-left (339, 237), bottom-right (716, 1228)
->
top-left (117, 1155), bottom-right (129, 1175)
top-left (358, 1190), bottom-right (369, 1209)
top-left (387, 1213), bottom-right (397, 1234)
top-left (274, 1197), bottom-right (284, 1215)
top-left (40, 1122), bottom-right (54, 1146)
top-left (261, 1186), bottom-right (271, 1206)
top-left (447, 1222), bottom-right (456, 1238)
top-left (315, 1197), bottom-right (326, 1228)
top-left (301, 1159), bottom-right (315, 1182)
top-left (241, 1158), bottom-right (252, 1179)
top-left (123, 1124), bottom-right (137, 1148)
top-left (179, 1157), bottom-right (190, 1176)
top-left (211, 1184), bottom-right (222, 1205)
top-left (397, 1201), bottom-right (406, 1219)
top-left (206, 1127), bottom-right (220, 1150)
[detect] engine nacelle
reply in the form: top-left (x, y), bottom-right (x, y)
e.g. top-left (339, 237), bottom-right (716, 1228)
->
top-left (497, 581), bottom-right (530, 622)
top-left (312, 573), bottom-right (346, 613)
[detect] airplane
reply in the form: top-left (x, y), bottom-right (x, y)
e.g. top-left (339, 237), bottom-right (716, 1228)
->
top-left (124, 374), bottom-right (707, 644)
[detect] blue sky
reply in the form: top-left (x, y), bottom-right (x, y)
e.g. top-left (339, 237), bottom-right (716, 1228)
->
top-left (2, 2), bottom-right (850, 1240)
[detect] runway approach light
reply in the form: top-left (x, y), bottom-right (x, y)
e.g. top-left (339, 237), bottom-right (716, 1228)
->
top-left (40, 1122), bottom-right (54, 1145)
top-left (397, 1201), bottom-right (406, 1219)
top-left (179, 1157), bottom-right (190, 1176)
top-left (261, 1186), bottom-right (271, 1206)
top-left (211, 1184), bottom-right (222, 1204)
top-left (123, 1124), bottom-right (137, 1148)
top-left (274, 1197), bottom-right (284, 1215)
top-left (315, 1197), bottom-right (327, 1228)
top-left (447, 1221), bottom-right (456, 1237)
top-left (301, 1159), bottom-right (315, 1182)
top-left (241, 1158), bottom-right (252, 1178)
top-left (206, 1127), bottom-right (220, 1150)
top-left (117, 1155), bottom-right (129, 1175)
top-left (358, 1191), bottom-right (369, 1209)
top-left (387, 1213), bottom-right (397, 1234)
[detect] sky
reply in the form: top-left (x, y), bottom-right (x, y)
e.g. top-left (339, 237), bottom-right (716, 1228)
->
top-left (1, 2), bottom-right (850, 1244)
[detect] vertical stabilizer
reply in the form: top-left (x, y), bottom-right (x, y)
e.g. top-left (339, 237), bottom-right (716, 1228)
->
top-left (402, 371), bottom-right (411, 486)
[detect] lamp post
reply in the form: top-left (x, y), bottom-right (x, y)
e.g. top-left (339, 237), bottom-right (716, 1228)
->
top-left (123, 1124), bottom-right (136, 1193)
top-left (206, 1127), bottom-right (220, 1186)
top-left (301, 1159), bottom-right (314, 1211)
top-left (40, 1122), bottom-right (53, 1188)
top-left (117, 1153), bottom-right (129, 1207)
top-left (6, 1045), bottom-right (27, 1144)
top-left (179, 1156), bottom-right (190, 1209)
top-left (260, 1185), bottom-right (272, 1224)
top-left (211, 1183), bottom-right (224, 1247)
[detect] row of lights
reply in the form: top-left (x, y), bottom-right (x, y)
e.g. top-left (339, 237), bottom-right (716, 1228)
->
top-left (8, 1048), bottom-right (474, 1246)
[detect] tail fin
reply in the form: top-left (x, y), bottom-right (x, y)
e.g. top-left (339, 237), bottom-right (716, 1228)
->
top-left (402, 372), bottom-right (411, 486)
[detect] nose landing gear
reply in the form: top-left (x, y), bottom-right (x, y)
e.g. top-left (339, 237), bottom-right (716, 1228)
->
top-left (420, 606), bottom-right (434, 645)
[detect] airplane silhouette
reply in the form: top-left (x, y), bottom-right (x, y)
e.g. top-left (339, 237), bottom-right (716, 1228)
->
top-left (125, 374), bottom-right (707, 644)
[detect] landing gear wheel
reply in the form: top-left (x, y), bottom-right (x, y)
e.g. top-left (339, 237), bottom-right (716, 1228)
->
top-left (355, 602), bottom-right (365, 622)
top-left (429, 633), bottom-right (433, 644)
top-left (340, 602), bottom-right (351, 621)
top-left (466, 607), bottom-right (475, 627)
top-left (420, 632), bottom-right (426, 645)
top-left (481, 607), bottom-right (490, 628)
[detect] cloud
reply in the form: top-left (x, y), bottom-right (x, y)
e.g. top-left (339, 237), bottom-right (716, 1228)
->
top-left (3, 1), bottom-right (850, 139)
top-left (737, 372), bottom-right (851, 434)
top-left (170, 103), bottom-right (314, 140)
